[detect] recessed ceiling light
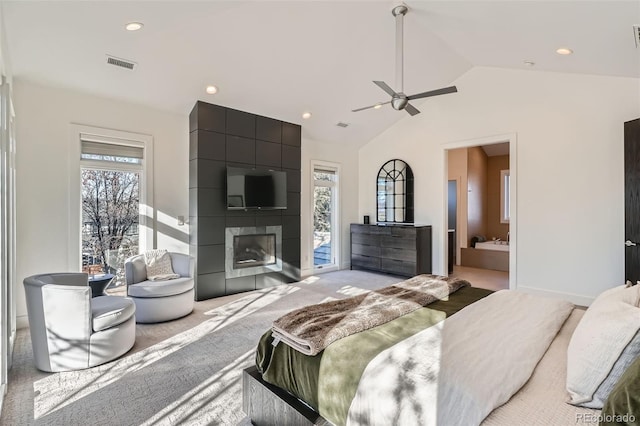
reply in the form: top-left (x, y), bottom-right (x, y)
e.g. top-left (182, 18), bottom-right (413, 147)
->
top-left (373, 103), bottom-right (383, 109)
top-left (523, 60), bottom-right (535, 67)
top-left (302, 112), bottom-right (312, 119)
top-left (556, 47), bottom-right (573, 55)
top-left (205, 85), bottom-right (218, 95)
top-left (125, 22), bottom-right (144, 31)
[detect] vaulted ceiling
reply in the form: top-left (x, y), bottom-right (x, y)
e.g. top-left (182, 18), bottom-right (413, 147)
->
top-left (3, 1), bottom-right (639, 146)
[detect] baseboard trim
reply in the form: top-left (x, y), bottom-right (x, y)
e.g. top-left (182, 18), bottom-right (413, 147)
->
top-left (517, 285), bottom-right (595, 307)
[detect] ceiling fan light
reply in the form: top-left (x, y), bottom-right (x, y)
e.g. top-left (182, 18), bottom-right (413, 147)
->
top-left (302, 112), bottom-right (312, 119)
top-left (205, 85), bottom-right (218, 94)
top-left (374, 104), bottom-right (383, 109)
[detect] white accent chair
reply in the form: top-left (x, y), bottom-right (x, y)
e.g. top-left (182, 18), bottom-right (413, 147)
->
top-left (23, 273), bottom-right (136, 372)
top-left (124, 252), bottom-right (195, 323)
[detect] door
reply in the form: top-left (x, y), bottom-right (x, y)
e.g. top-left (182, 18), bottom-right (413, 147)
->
top-left (447, 180), bottom-right (457, 271)
top-left (624, 118), bottom-right (640, 283)
top-left (312, 162), bottom-right (339, 271)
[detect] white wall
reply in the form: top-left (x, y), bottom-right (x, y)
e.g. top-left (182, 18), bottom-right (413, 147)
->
top-left (301, 136), bottom-right (360, 276)
top-left (13, 79), bottom-right (360, 324)
top-left (359, 67), bottom-right (640, 305)
top-left (13, 79), bottom-right (189, 326)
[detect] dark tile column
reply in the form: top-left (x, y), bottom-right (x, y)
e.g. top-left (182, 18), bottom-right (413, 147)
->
top-left (189, 101), bottom-right (301, 300)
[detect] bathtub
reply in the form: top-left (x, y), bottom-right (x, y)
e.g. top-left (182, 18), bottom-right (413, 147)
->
top-left (475, 241), bottom-right (509, 252)
top-left (461, 241), bottom-right (509, 271)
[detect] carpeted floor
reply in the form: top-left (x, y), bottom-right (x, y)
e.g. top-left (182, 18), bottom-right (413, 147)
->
top-left (1, 270), bottom-right (404, 426)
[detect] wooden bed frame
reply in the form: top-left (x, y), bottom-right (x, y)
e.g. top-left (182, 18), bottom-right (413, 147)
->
top-left (243, 366), bottom-right (330, 426)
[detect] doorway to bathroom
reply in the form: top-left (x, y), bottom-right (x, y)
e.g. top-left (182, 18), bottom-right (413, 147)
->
top-left (444, 134), bottom-right (516, 291)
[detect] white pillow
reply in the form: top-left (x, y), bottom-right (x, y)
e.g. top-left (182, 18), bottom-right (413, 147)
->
top-left (566, 284), bottom-right (640, 408)
top-left (144, 249), bottom-right (179, 281)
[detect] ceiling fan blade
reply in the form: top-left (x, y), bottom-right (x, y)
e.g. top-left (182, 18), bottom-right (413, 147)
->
top-left (373, 81), bottom-right (398, 97)
top-left (352, 100), bottom-right (391, 113)
top-left (407, 86), bottom-right (458, 101)
top-left (404, 103), bottom-right (420, 116)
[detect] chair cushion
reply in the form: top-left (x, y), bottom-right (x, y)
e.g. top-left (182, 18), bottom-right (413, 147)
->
top-left (127, 277), bottom-right (194, 298)
top-left (92, 296), bottom-right (136, 332)
top-left (144, 249), bottom-right (179, 281)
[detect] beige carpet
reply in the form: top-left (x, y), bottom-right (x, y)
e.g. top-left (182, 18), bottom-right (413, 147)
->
top-left (1, 270), bottom-right (404, 426)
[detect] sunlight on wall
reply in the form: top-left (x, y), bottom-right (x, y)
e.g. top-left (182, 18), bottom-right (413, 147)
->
top-left (155, 209), bottom-right (189, 253)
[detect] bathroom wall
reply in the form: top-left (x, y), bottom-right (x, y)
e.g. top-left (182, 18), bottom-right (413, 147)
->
top-left (466, 146), bottom-right (488, 244)
top-left (447, 147), bottom-right (468, 263)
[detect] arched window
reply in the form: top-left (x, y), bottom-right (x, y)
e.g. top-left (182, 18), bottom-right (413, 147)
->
top-left (376, 159), bottom-right (414, 223)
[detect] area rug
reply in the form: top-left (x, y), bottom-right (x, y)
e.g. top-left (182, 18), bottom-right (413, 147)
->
top-left (1, 270), bottom-right (402, 426)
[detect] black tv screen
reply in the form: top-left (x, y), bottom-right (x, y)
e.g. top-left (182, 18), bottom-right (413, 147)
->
top-left (227, 167), bottom-right (287, 210)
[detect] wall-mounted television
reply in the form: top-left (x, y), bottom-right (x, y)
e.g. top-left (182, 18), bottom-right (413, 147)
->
top-left (227, 166), bottom-right (287, 210)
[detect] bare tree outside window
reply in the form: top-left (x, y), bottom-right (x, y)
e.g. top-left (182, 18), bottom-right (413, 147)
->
top-left (313, 168), bottom-right (337, 267)
top-left (82, 168), bottom-right (139, 285)
top-left (313, 185), bottom-right (332, 266)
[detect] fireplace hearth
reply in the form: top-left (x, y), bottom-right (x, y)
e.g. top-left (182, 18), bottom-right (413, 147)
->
top-left (225, 226), bottom-right (282, 279)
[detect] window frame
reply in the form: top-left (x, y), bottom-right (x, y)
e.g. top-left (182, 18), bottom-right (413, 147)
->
top-left (68, 124), bottom-right (154, 271)
top-left (0, 76), bottom-right (15, 403)
top-left (500, 169), bottom-right (510, 224)
top-left (310, 160), bottom-right (340, 273)
top-left (376, 159), bottom-right (414, 223)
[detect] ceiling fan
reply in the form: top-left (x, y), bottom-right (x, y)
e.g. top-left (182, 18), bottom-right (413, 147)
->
top-left (352, 4), bottom-right (458, 116)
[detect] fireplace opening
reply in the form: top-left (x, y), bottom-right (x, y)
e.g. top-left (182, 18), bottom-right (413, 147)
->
top-left (225, 225), bottom-right (282, 279)
top-left (233, 234), bottom-right (276, 270)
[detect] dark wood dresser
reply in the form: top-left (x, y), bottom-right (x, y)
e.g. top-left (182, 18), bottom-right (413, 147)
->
top-left (350, 224), bottom-right (432, 277)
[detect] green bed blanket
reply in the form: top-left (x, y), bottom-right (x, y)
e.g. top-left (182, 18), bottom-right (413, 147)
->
top-left (256, 285), bottom-right (493, 426)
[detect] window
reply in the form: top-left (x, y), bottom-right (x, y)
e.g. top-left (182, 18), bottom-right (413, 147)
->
top-left (73, 127), bottom-right (153, 287)
top-left (501, 169), bottom-right (510, 223)
top-left (312, 161), bottom-right (339, 270)
top-left (377, 159), bottom-right (414, 223)
top-left (0, 76), bottom-right (16, 398)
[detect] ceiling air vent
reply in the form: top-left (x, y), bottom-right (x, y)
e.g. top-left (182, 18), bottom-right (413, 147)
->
top-left (336, 122), bottom-right (349, 128)
top-left (634, 25), bottom-right (640, 48)
top-left (106, 55), bottom-right (137, 70)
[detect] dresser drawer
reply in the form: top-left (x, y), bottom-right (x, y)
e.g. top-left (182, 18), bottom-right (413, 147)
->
top-left (381, 258), bottom-right (416, 276)
top-left (390, 226), bottom-right (417, 238)
top-left (352, 255), bottom-right (381, 270)
top-left (350, 223), bottom-right (431, 276)
top-left (352, 233), bottom-right (381, 246)
top-left (350, 224), bottom-right (390, 235)
top-left (352, 243), bottom-right (381, 257)
top-left (381, 235), bottom-right (415, 250)
top-left (381, 247), bottom-right (414, 262)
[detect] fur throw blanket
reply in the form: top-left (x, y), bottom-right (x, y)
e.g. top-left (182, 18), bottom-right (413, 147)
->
top-left (271, 274), bottom-right (470, 355)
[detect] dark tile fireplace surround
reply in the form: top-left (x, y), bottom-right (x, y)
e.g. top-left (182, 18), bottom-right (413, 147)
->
top-left (189, 101), bottom-right (301, 300)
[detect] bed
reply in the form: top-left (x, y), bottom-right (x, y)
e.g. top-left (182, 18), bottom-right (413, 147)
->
top-left (244, 277), bottom-right (640, 426)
